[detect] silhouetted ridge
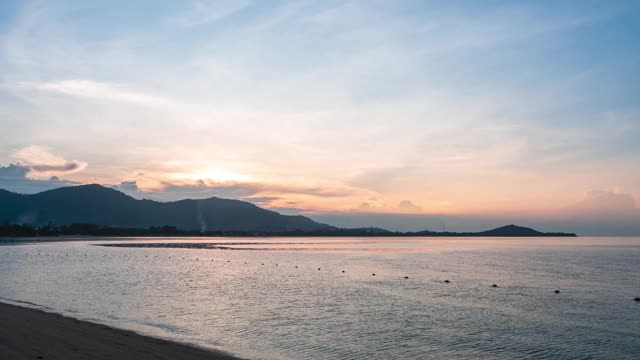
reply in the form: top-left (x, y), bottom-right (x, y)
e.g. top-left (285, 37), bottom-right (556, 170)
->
top-left (410, 224), bottom-right (575, 237)
top-left (0, 184), bottom-right (333, 232)
top-left (479, 224), bottom-right (544, 236)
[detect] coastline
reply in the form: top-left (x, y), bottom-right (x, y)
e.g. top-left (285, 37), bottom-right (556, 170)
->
top-left (0, 302), bottom-right (242, 360)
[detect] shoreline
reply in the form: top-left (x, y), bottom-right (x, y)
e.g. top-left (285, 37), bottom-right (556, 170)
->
top-left (0, 302), bottom-right (242, 360)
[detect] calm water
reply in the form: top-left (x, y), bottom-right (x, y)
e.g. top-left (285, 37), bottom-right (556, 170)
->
top-left (1, 237), bottom-right (639, 359)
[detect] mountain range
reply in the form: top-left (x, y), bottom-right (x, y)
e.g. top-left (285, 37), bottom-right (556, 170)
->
top-left (0, 184), bottom-right (576, 236)
top-left (0, 184), bottom-right (333, 232)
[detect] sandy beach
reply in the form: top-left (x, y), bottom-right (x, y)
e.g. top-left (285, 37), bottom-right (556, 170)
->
top-left (0, 303), bottom-right (241, 360)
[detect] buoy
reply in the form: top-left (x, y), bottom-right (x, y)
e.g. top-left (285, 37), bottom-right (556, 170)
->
top-left (341, 270), bottom-right (345, 273)
top-left (318, 268), bottom-right (321, 270)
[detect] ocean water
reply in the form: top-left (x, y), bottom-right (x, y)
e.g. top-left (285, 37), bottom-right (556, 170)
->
top-left (0, 237), bottom-right (639, 359)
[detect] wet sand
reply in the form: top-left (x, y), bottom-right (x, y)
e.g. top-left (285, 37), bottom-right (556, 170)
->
top-left (0, 303), bottom-right (241, 360)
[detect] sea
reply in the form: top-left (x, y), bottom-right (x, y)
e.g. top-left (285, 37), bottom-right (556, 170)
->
top-left (1, 237), bottom-right (639, 359)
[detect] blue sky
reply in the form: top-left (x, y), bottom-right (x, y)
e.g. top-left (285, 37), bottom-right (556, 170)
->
top-left (1, 1), bottom-right (639, 234)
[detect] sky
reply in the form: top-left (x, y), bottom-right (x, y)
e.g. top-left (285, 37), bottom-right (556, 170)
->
top-left (1, 1), bottom-right (639, 235)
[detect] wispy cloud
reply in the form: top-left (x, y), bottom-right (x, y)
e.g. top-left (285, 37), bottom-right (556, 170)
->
top-left (398, 200), bottom-right (422, 213)
top-left (575, 189), bottom-right (637, 212)
top-left (14, 80), bottom-right (179, 108)
top-left (169, 0), bottom-right (250, 27)
top-left (111, 177), bottom-right (356, 204)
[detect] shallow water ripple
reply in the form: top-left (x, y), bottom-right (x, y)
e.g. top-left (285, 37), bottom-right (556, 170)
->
top-left (1, 237), bottom-right (639, 359)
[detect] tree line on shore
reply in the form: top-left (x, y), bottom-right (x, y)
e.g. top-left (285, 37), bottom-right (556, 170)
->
top-left (0, 222), bottom-right (576, 238)
top-left (0, 223), bottom-right (404, 237)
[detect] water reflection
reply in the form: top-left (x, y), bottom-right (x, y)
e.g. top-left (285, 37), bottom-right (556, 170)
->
top-left (0, 237), bottom-right (639, 360)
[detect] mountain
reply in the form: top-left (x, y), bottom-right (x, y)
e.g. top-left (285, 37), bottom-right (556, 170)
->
top-left (411, 224), bottom-right (576, 237)
top-left (0, 184), bottom-right (333, 232)
top-left (478, 224), bottom-right (552, 236)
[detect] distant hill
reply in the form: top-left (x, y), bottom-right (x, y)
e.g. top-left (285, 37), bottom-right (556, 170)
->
top-left (409, 224), bottom-right (576, 237)
top-left (0, 184), bottom-right (333, 232)
top-left (478, 224), bottom-right (559, 236)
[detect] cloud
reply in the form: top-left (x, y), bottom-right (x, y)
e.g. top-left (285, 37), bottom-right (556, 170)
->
top-left (14, 80), bottom-right (178, 109)
top-left (262, 206), bottom-right (309, 216)
top-left (160, 180), bottom-right (353, 199)
top-left (154, 181), bottom-right (261, 201)
top-left (242, 196), bottom-right (281, 206)
top-left (349, 167), bottom-right (420, 193)
top-left (398, 200), bottom-right (423, 213)
top-left (0, 163), bottom-right (29, 178)
top-left (0, 163), bottom-right (79, 194)
top-left (578, 189), bottom-right (636, 210)
top-left (170, 0), bottom-right (250, 27)
top-left (111, 180), bottom-right (146, 198)
top-left (350, 198), bottom-right (424, 214)
top-left (109, 178), bottom-right (352, 214)
top-left (568, 189), bottom-right (639, 221)
top-left (28, 162), bottom-right (84, 172)
top-left (266, 184), bottom-right (353, 198)
top-left (356, 202), bottom-right (372, 211)
top-left (12, 146), bottom-right (87, 179)
top-left (113, 180), bottom-right (140, 192)
top-left (112, 177), bottom-right (354, 202)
